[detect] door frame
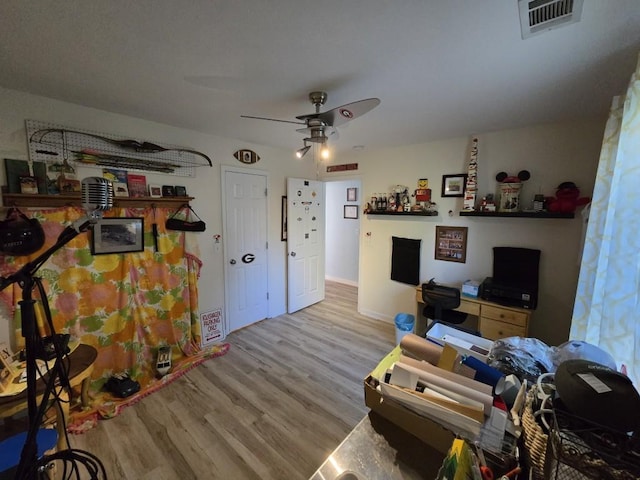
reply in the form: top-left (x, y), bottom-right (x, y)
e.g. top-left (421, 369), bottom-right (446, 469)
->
top-left (221, 164), bottom-right (270, 335)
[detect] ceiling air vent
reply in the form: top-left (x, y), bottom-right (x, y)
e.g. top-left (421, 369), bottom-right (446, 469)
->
top-left (518, 0), bottom-right (583, 39)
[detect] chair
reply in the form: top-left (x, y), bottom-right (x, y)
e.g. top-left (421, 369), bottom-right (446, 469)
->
top-left (421, 279), bottom-right (468, 326)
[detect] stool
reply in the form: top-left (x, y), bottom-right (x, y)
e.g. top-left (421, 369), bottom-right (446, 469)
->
top-left (0, 344), bottom-right (97, 452)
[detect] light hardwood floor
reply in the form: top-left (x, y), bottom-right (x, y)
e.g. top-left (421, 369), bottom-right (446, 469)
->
top-left (69, 281), bottom-right (396, 479)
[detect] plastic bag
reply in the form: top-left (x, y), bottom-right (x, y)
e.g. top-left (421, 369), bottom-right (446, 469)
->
top-left (488, 336), bottom-right (554, 383)
top-left (551, 340), bottom-right (617, 370)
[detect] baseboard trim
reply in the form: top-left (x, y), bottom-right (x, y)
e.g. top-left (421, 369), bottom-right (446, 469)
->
top-left (325, 276), bottom-right (358, 287)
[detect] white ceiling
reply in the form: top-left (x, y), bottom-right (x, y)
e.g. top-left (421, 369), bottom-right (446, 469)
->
top-left (1, 1), bottom-right (639, 156)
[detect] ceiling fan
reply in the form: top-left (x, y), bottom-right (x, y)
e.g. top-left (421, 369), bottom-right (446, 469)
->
top-left (241, 91), bottom-right (380, 158)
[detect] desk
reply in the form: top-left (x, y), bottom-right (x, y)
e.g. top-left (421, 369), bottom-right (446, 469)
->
top-left (0, 344), bottom-right (97, 451)
top-left (415, 287), bottom-right (532, 340)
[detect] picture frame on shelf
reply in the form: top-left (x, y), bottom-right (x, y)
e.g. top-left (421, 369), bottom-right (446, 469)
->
top-left (162, 185), bottom-right (176, 197)
top-left (347, 187), bottom-right (357, 202)
top-left (344, 205), bottom-right (359, 219)
top-left (19, 175), bottom-right (38, 194)
top-left (441, 174), bottom-right (467, 198)
top-left (435, 225), bottom-right (468, 263)
top-left (175, 185), bottom-right (187, 197)
top-left (91, 217), bottom-right (144, 255)
top-left (149, 184), bottom-right (162, 198)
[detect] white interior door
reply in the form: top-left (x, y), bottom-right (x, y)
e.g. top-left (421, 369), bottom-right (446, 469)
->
top-left (287, 177), bottom-right (325, 313)
top-left (223, 168), bottom-right (269, 332)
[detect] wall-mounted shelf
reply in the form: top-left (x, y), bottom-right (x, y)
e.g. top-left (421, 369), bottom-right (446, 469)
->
top-left (2, 189), bottom-right (193, 209)
top-left (459, 211), bottom-right (574, 219)
top-left (366, 210), bottom-right (438, 217)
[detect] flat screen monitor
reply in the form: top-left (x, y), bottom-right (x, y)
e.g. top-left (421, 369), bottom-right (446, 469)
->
top-left (492, 247), bottom-right (540, 289)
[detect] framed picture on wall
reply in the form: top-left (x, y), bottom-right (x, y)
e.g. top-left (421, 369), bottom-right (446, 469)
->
top-left (91, 217), bottom-right (145, 255)
top-left (344, 205), bottom-right (359, 219)
top-left (347, 187), bottom-right (357, 202)
top-left (434, 225), bottom-right (468, 263)
top-left (441, 174), bottom-right (467, 197)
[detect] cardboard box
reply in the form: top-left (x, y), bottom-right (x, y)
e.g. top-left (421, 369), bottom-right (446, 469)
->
top-left (364, 375), bottom-right (455, 454)
top-left (426, 322), bottom-right (494, 363)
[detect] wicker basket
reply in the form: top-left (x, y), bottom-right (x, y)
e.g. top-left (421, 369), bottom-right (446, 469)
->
top-left (521, 388), bottom-right (549, 480)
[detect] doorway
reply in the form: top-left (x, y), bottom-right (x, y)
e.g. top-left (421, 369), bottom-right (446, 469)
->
top-left (324, 179), bottom-right (361, 286)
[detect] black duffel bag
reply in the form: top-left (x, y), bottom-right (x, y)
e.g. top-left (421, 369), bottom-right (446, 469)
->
top-left (165, 204), bottom-right (206, 232)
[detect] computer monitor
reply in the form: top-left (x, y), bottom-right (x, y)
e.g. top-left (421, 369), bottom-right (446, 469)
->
top-left (492, 247), bottom-right (540, 290)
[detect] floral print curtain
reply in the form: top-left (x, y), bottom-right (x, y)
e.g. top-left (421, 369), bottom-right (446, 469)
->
top-left (0, 205), bottom-right (203, 391)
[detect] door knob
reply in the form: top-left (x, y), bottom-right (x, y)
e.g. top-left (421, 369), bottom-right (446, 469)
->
top-left (290, 252), bottom-right (296, 257)
top-left (230, 259), bottom-right (236, 264)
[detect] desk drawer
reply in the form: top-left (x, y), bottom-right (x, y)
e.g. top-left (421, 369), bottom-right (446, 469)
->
top-left (481, 305), bottom-right (528, 327)
top-left (457, 300), bottom-right (480, 316)
top-left (481, 318), bottom-right (526, 340)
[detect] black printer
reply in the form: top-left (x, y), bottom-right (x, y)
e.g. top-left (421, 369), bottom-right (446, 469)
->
top-left (480, 247), bottom-right (540, 309)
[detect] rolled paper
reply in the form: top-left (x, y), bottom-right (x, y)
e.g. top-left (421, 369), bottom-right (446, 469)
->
top-left (400, 333), bottom-right (443, 365)
top-left (394, 359), bottom-right (494, 415)
top-left (461, 355), bottom-right (505, 389)
top-left (399, 354), bottom-right (493, 397)
top-left (495, 374), bottom-right (522, 408)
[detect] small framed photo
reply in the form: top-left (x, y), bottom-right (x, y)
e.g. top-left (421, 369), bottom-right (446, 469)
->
top-left (347, 187), bottom-right (357, 202)
top-left (441, 174), bottom-right (467, 198)
top-left (175, 186), bottom-right (187, 197)
top-left (344, 205), bottom-right (359, 219)
top-left (91, 217), bottom-right (145, 255)
top-left (162, 185), bottom-right (176, 197)
top-left (149, 184), bottom-right (162, 198)
top-left (19, 175), bottom-right (38, 194)
top-left (435, 225), bottom-right (468, 263)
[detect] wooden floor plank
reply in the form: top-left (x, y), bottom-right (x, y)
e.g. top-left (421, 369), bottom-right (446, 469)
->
top-left (59, 281), bottom-right (396, 479)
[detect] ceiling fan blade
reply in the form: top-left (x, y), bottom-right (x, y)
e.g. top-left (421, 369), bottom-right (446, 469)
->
top-left (296, 97), bottom-right (380, 127)
top-left (241, 115), bottom-right (305, 125)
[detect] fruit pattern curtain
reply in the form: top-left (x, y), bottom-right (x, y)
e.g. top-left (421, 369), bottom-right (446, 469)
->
top-left (0, 205), bottom-right (203, 391)
top-left (571, 53), bottom-right (640, 388)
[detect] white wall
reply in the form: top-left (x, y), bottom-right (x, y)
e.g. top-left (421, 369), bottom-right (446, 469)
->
top-left (0, 86), bottom-right (608, 349)
top-left (0, 87), bottom-right (316, 346)
top-left (322, 119), bottom-right (605, 347)
top-left (325, 178), bottom-right (361, 286)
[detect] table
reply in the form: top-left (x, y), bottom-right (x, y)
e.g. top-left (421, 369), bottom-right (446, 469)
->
top-left (308, 412), bottom-right (444, 480)
top-left (415, 287), bottom-right (532, 340)
top-left (0, 344), bottom-right (97, 451)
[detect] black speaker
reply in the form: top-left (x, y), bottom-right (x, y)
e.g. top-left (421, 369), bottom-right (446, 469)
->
top-left (492, 247), bottom-right (540, 290)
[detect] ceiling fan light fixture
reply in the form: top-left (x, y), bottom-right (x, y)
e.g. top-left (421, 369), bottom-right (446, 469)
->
top-left (320, 143), bottom-right (330, 160)
top-left (296, 144), bottom-right (311, 159)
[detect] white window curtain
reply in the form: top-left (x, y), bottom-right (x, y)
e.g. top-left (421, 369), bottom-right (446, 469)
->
top-left (570, 53), bottom-right (640, 389)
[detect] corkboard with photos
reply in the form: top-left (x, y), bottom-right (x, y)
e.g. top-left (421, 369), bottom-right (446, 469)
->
top-left (435, 225), bottom-right (468, 263)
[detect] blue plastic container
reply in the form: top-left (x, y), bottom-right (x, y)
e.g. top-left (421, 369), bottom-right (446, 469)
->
top-left (394, 313), bottom-right (415, 344)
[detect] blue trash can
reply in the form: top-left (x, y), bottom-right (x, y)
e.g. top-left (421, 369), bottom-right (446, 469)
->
top-left (394, 313), bottom-right (415, 344)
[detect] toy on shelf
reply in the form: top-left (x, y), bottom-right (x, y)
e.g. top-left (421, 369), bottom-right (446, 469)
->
top-left (496, 170), bottom-right (530, 212)
top-left (546, 182), bottom-right (590, 213)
